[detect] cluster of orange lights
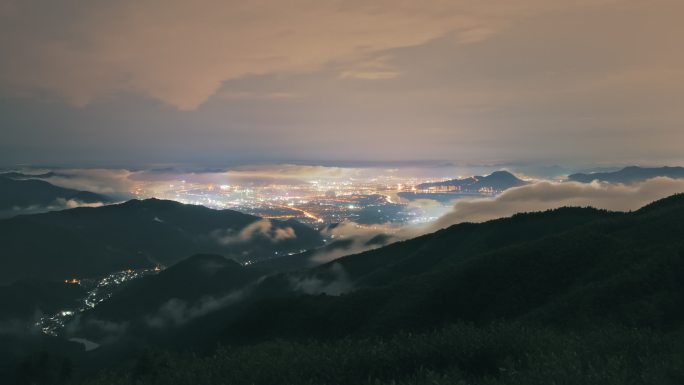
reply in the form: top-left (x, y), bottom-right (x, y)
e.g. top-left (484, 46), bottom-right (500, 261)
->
top-left (63, 266), bottom-right (161, 286)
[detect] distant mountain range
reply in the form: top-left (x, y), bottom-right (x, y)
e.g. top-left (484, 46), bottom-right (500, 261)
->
top-left (415, 170), bottom-right (528, 191)
top-left (568, 166), bottom-right (684, 184)
top-left (399, 170), bottom-right (527, 202)
top-left (0, 171), bottom-right (57, 179)
top-left (0, 174), bottom-right (110, 215)
top-left (0, 198), bottom-right (323, 283)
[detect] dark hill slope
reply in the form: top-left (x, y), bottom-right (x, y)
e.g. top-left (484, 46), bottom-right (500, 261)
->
top-left (82, 254), bottom-right (264, 324)
top-left (253, 207), bottom-right (613, 277)
top-left (319, 206), bottom-right (618, 288)
top-left (0, 175), bottom-right (109, 213)
top-left (217, 195), bottom-right (684, 343)
top-left (0, 280), bottom-right (86, 321)
top-left (0, 199), bottom-right (322, 283)
top-left (66, 254), bottom-right (269, 353)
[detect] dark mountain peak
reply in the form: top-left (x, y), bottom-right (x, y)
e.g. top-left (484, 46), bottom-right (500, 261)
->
top-left (114, 198), bottom-right (220, 215)
top-left (416, 170), bottom-right (527, 191)
top-left (488, 170), bottom-right (514, 176)
top-left (121, 198), bottom-right (184, 208)
top-left (485, 170), bottom-right (520, 181)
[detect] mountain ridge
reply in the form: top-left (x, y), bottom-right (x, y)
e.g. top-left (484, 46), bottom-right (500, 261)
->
top-left (568, 166), bottom-right (684, 184)
top-left (0, 198), bottom-right (323, 283)
top-left (0, 175), bottom-right (110, 216)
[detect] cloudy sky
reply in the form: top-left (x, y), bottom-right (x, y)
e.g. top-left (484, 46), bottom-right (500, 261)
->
top-left (1, 0), bottom-right (682, 167)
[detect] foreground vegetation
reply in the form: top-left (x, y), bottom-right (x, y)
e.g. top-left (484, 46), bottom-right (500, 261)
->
top-left (75, 323), bottom-right (684, 385)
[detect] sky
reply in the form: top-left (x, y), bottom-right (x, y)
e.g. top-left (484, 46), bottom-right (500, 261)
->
top-left (1, 0), bottom-right (683, 167)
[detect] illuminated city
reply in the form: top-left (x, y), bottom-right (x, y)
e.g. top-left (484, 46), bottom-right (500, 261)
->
top-left (127, 173), bottom-right (513, 228)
